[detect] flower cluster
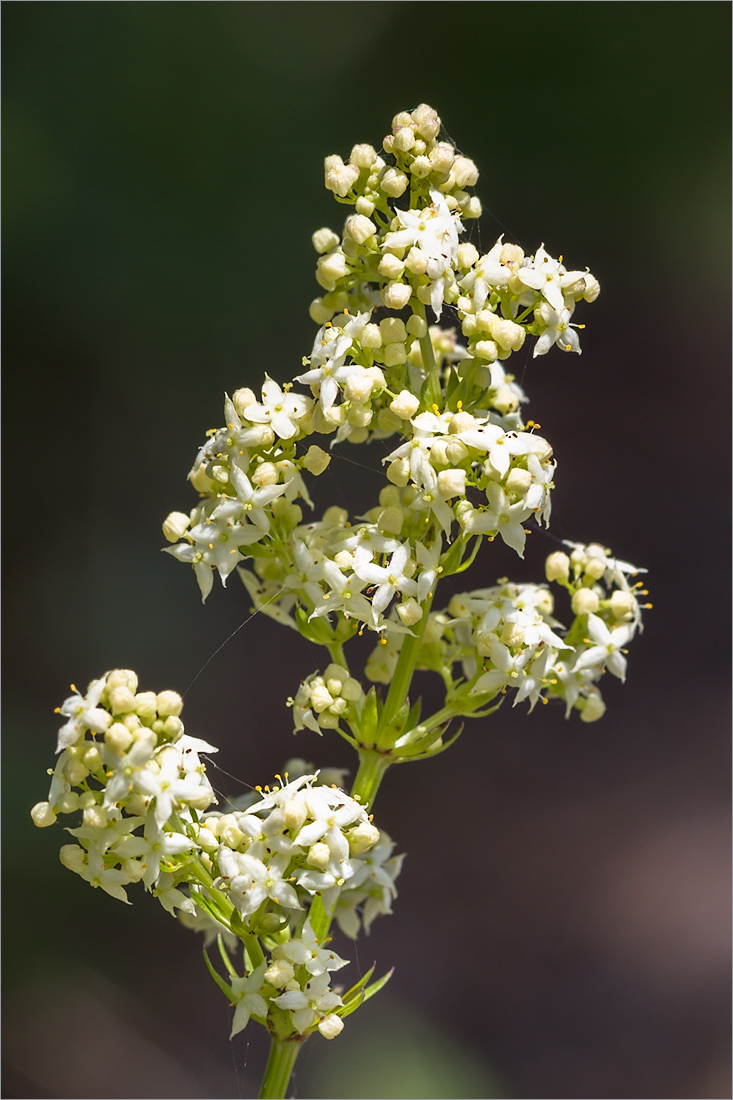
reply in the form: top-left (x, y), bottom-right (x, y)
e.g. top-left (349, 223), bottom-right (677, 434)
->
top-left (31, 669), bottom-right (217, 910)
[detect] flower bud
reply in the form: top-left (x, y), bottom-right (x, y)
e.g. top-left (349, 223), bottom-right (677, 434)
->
top-left (317, 251), bottom-right (348, 283)
top-left (105, 722), bottom-right (133, 753)
top-left (397, 598), bottom-right (423, 627)
top-left (109, 686), bottom-right (136, 715)
top-left (307, 842), bottom-right (332, 870)
top-left (610, 590), bottom-right (636, 619)
top-left (348, 821), bottom-right (380, 856)
top-left (379, 167), bottom-right (409, 197)
top-left (162, 511), bottom-right (190, 543)
top-left (386, 457), bottom-right (410, 486)
top-left (265, 960), bottom-right (295, 989)
top-left (156, 690), bottom-right (183, 717)
top-left (378, 253), bottom-right (405, 279)
top-left (404, 247), bottom-right (428, 274)
top-left (382, 281), bottom-right (413, 309)
top-left (457, 242), bottom-right (479, 269)
top-left (438, 469), bottom-right (466, 498)
top-left (302, 445), bottom-right (331, 476)
top-left (344, 214), bottom-right (376, 245)
top-left (461, 196), bottom-right (482, 219)
top-left (83, 804), bottom-right (108, 830)
top-left (59, 844), bottom-right (86, 873)
top-left (312, 227), bottom-right (340, 254)
top-left (474, 339), bottom-right (499, 362)
top-left (324, 155), bottom-right (359, 197)
top-left (571, 588), bottom-right (600, 615)
top-left (452, 155), bottom-right (478, 188)
top-left (505, 467), bottom-right (532, 495)
top-left (429, 142), bottom-right (454, 174)
top-left (410, 155), bottom-right (431, 178)
top-left (350, 143), bottom-right (376, 168)
top-left (361, 322), bottom-right (382, 349)
top-left (134, 691), bottom-right (158, 723)
top-left (318, 1014), bottom-right (344, 1040)
top-left (31, 801), bottom-right (57, 828)
top-left (406, 314), bottom-right (427, 337)
top-left (545, 551), bottom-right (570, 582)
top-left (377, 506), bottom-right (404, 536)
top-left (383, 342), bottom-right (407, 368)
top-left (252, 461), bottom-right (279, 487)
top-left (579, 692), bottom-right (606, 722)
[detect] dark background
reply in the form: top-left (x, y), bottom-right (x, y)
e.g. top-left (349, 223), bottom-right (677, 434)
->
top-left (3, 4), bottom-right (730, 1098)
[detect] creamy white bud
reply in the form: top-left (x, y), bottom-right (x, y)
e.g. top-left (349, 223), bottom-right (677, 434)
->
top-left (347, 403), bottom-right (372, 427)
top-left (380, 167), bottom-right (409, 197)
top-left (453, 155), bottom-right (478, 188)
top-left (571, 588), bottom-right (600, 615)
top-left (309, 298), bottom-right (334, 324)
top-left (383, 342), bottom-right (407, 367)
top-left (406, 314), bottom-right (427, 337)
top-left (324, 155), bottom-right (360, 197)
top-left (162, 511), bottom-right (190, 543)
top-left (31, 801), bottom-right (57, 827)
top-left (105, 722), bottom-right (133, 752)
top-left (134, 691), bottom-right (158, 722)
top-left (429, 142), bottom-right (454, 173)
top-left (83, 804), bottom-right (108, 830)
top-left (585, 557), bottom-right (608, 581)
top-left (386, 457), bottom-right (410, 486)
top-left (232, 387), bottom-right (257, 415)
top-left (348, 821), bottom-right (380, 856)
top-left (412, 103), bottom-right (441, 140)
top-left (109, 686), bottom-right (136, 715)
top-left (378, 253), bottom-right (405, 279)
top-left (361, 322), bottom-right (382, 349)
top-left (265, 960), bottom-right (295, 989)
top-left (350, 143), bottom-right (376, 168)
top-left (60, 844), bottom-right (86, 873)
top-left (344, 214), bottom-right (376, 245)
top-left (582, 273), bottom-right (601, 302)
top-left (390, 390), bottom-right (420, 419)
top-left (156, 690), bottom-right (183, 717)
top-left (382, 281), bottom-right (412, 309)
top-left (380, 317), bottom-right (407, 344)
top-left (474, 339), bottom-right (499, 362)
top-left (302, 445), bottom-right (331, 476)
top-left (505, 467), bottom-right (532, 495)
top-left (404, 246), bottom-right (428, 275)
top-left (410, 155), bottom-right (431, 178)
top-left (377, 506), bottom-right (404, 536)
top-left (462, 196), bottom-right (482, 219)
top-left (318, 1014), bottom-right (344, 1040)
top-left (307, 841), bottom-right (332, 869)
top-left (397, 598), bottom-right (423, 627)
top-left (107, 669), bottom-right (138, 694)
top-left (310, 682), bottom-right (335, 713)
top-left (393, 126), bottom-right (415, 153)
top-left (252, 461), bottom-right (279, 487)
top-left (610, 590), bottom-right (636, 618)
top-left (579, 692), bottom-right (606, 722)
top-left (545, 551), bottom-right (570, 582)
top-left (312, 227), bottom-right (340, 254)
top-left (437, 469), bottom-right (466, 499)
top-left (457, 242), bottom-right (479, 269)
top-left (477, 310), bottom-right (526, 352)
top-left (318, 251), bottom-right (348, 282)
top-left (341, 677), bottom-right (363, 702)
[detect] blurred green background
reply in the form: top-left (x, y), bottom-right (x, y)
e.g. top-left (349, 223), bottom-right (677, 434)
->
top-left (3, 4), bottom-right (730, 1098)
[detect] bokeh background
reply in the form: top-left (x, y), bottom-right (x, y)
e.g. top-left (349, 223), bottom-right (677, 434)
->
top-left (3, 4), bottom-right (731, 1098)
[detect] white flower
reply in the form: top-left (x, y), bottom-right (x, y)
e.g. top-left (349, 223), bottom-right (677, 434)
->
top-left (273, 972), bottom-right (343, 1034)
top-left (274, 919), bottom-right (348, 976)
top-left (354, 543), bottom-right (418, 618)
top-left (573, 613), bottom-right (635, 681)
top-left (56, 676), bottom-right (111, 753)
top-left (243, 376), bottom-right (311, 440)
top-left (517, 245), bottom-right (586, 312)
top-left (230, 961), bottom-right (269, 1037)
top-left (383, 188), bottom-right (461, 318)
top-left (533, 301), bottom-right (582, 357)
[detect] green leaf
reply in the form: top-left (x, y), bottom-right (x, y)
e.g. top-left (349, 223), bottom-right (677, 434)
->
top-left (202, 946), bottom-right (237, 1005)
top-left (339, 966), bottom-right (394, 1019)
top-left (217, 934), bottom-right (239, 978)
top-left (308, 894), bottom-right (332, 943)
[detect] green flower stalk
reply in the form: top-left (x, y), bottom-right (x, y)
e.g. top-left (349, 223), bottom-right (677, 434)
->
top-left (33, 103), bottom-right (648, 1099)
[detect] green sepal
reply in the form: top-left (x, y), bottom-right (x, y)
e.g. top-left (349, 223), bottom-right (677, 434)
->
top-left (202, 945), bottom-right (237, 1005)
top-left (439, 533), bottom-right (470, 578)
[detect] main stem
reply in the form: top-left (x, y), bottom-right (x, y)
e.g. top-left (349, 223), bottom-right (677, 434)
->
top-left (259, 1037), bottom-right (301, 1100)
top-left (414, 301), bottom-right (443, 408)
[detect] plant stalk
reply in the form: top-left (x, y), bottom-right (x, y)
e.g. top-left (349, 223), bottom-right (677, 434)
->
top-left (259, 1037), bottom-right (301, 1100)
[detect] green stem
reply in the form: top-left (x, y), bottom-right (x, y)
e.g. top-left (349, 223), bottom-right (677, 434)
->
top-left (413, 301), bottom-right (442, 407)
top-left (350, 749), bottom-right (391, 808)
top-left (259, 1037), bottom-right (301, 1100)
top-left (327, 642), bottom-right (348, 667)
top-left (375, 594), bottom-right (433, 750)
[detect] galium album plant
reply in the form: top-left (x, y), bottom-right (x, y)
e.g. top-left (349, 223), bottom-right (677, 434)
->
top-left (32, 104), bottom-right (648, 1099)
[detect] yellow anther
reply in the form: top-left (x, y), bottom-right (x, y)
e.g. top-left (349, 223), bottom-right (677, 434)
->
top-left (578, 324), bottom-right (586, 330)
top-left (559, 254), bottom-right (564, 263)
top-left (432, 403), bottom-right (440, 413)
top-left (54, 706), bottom-right (61, 714)
top-left (456, 400), bottom-right (463, 409)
